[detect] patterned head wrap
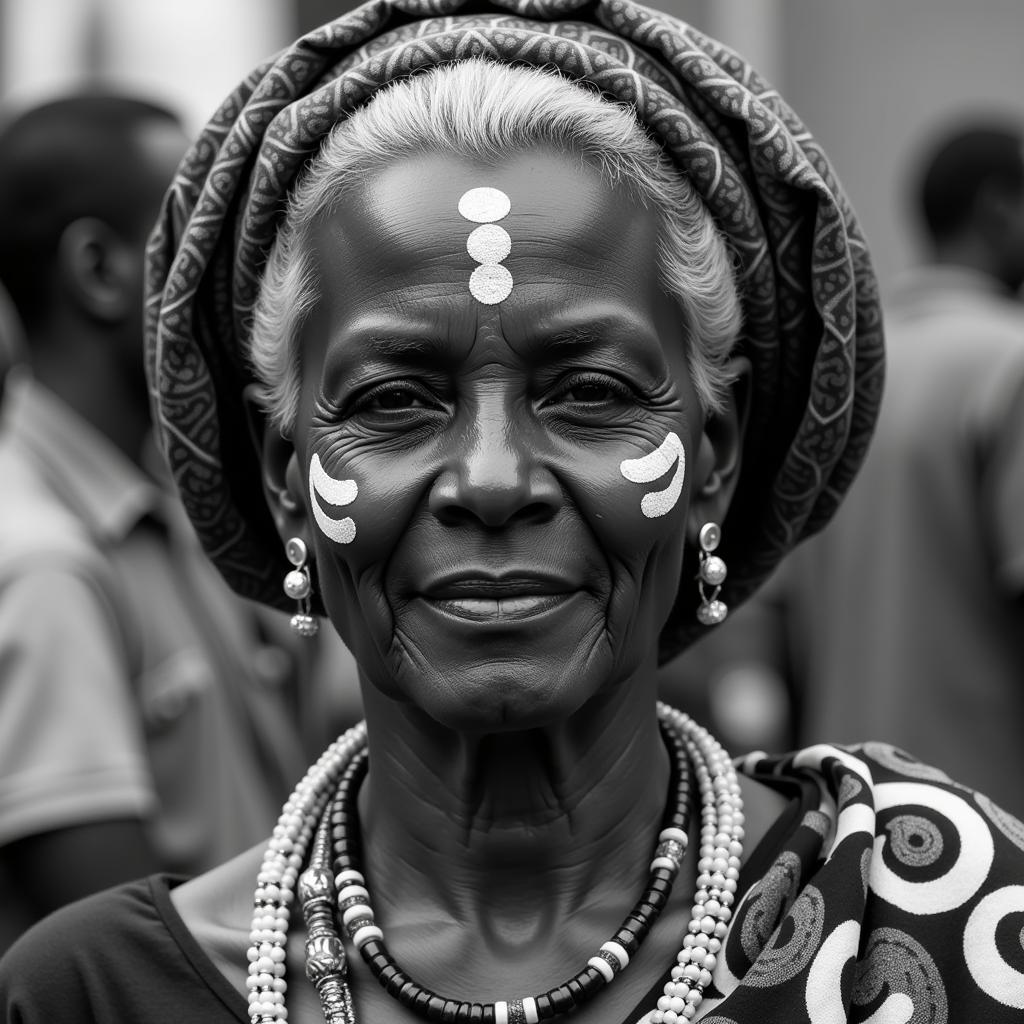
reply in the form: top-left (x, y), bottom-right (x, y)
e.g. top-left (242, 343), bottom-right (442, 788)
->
top-left (145, 0), bottom-right (884, 659)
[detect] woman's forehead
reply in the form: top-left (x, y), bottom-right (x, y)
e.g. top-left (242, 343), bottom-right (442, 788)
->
top-left (315, 150), bottom-right (652, 268)
top-left (308, 149), bottom-right (667, 313)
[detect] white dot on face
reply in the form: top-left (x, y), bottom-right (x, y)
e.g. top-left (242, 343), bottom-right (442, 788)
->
top-left (458, 186), bottom-right (511, 223)
top-left (469, 264), bottom-right (514, 304)
top-left (466, 223), bottom-right (512, 264)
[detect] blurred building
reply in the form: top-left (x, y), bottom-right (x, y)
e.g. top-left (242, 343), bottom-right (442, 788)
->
top-left (3, 0), bottom-right (1023, 292)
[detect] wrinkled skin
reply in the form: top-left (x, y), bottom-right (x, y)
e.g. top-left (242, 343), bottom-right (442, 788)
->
top-left (268, 150), bottom-right (732, 733)
top-left (179, 148), bottom-right (785, 1024)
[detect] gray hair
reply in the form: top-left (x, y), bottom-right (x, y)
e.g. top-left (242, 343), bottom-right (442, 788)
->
top-left (248, 60), bottom-right (742, 432)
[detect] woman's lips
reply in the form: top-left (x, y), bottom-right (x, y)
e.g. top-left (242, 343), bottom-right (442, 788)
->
top-left (429, 593), bottom-right (570, 621)
top-left (421, 576), bottom-right (578, 621)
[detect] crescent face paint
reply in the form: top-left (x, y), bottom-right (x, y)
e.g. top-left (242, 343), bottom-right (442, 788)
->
top-left (458, 186), bottom-right (513, 305)
top-left (309, 451), bottom-right (358, 544)
top-left (619, 432), bottom-right (686, 518)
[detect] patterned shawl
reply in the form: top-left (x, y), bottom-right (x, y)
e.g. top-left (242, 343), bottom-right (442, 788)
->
top-left (144, 0), bottom-right (884, 657)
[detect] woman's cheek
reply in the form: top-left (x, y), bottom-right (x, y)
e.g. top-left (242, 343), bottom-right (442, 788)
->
top-left (305, 446), bottom-right (428, 571)
top-left (571, 430), bottom-right (690, 557)
top-left (305, 447), bottom-right (424, 679)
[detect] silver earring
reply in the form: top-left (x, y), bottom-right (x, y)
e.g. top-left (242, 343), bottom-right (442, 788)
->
top-left (696, 522), bottom-right (728, 625)
top-left (284, 537), bottom-right (318, 637)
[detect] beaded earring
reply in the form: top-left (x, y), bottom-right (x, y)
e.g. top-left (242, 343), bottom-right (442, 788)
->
top-left (696, 522), bottom-right (728, 625)
top-left (284, 537), bottom-right (319, 637)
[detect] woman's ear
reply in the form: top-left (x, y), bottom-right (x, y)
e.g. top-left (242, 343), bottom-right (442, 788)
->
top-left (243, 383), bottom-right (309, 544)
top-left (687, 356), bottom-right (751, 542)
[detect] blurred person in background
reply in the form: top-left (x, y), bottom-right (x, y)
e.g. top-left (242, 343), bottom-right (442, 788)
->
top-left (0, 92), bottom-right (360, 955)
top-left (785, 118), bottom-right (1024, 815)
top-left (0, 279), bottom-right (25, 406)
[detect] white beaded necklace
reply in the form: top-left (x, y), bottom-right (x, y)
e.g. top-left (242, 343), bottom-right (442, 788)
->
top-left (246, 704), bottom-right (743, 1024)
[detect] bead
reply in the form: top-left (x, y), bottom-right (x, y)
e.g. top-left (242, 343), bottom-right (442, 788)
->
top-left (698, 555), bottom-right (727, 586)
top-left (244, 708), bottom-right (744, 1024)
top-left (698, 523), bottom-right (720, 551)
top-left (600, 941), bottom-right (629, 969)
top-left (352, 923), bottom-right (383, 948)
top-left (342, 904), bottom-right (374, 926)
top-left (658, 827), bottom-right (688, 845)
top-left (290, 612), bottom-right (319, 637)
top-left (298, 867), bottom-right (334, 902)
top-left (304, 935), bottom-right (347, 984)
top-left (284, 569), bottom-right (311, 600)
top-left (696, 599), bottom-right (728, 626)
top-left (285, 537), bottom-right (308, 566)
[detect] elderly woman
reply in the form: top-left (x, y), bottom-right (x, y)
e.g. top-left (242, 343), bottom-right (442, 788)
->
top-left (3, 1), bottom-right (1024, 1022)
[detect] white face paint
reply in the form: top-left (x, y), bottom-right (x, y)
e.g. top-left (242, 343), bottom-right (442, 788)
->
top-left (309, 452), bottom-right (358, 544)
top-left (619, 432), bottom-right (686, 518)
top-left (458, 186), bottom-right (513, 305)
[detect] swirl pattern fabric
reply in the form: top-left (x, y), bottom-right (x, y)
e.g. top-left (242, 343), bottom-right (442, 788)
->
top-left (702, 743), bottom-right (1024, 1024)
top-left (144, 0), bottom-right (885, 655)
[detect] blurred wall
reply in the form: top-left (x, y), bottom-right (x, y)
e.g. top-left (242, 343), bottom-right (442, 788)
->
top-left (0, 0), bottom-right (292, 133)
top-left (2, 0), bottom-right (1023, 293)
top-left (780, 0), bottom-right (1024, 297)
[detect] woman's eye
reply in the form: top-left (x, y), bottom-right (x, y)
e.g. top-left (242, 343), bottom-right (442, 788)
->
top-left (357, 384), bottom-right (433, 414)
top-left (563, 381), bottom-right (619, 403)
top-left (552, 375), bottom-right (632, 407)
top-left (371, 387), bottom-right (422, 410)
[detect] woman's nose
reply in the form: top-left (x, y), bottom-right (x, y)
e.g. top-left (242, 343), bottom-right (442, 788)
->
top-left (428, 403), bottom-right (562, 528)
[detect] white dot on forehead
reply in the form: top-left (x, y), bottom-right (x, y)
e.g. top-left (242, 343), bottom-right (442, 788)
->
top-left (458, 187), bottom-right (511, 223)
top-left (469, 264), bottom-right (514, 305)
top-left (466, 224), bottom-right (512, 264)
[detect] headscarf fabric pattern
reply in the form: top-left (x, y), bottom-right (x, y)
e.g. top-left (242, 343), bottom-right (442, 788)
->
top-left (144, 0), bottom-right (884, 658)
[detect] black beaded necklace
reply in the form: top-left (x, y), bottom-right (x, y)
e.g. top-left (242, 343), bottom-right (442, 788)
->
top-left (299, 720), bottom-right (694, 1024)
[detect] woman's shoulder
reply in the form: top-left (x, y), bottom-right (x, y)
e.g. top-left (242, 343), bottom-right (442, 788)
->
top-left (724, 741), bottom-right (1024, 1020)
top-left (0, 874), bottom-right (243, 1024)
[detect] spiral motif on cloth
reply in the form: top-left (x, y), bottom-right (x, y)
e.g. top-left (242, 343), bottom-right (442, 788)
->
top-left (862, 743), bottom-right (953, 785)
top-left (976, 793), bottom-right (1024, 854)
top-left (805, 919), bottom-right (860, 1024)
top-left (837, 773), bottom-right (863, 809)
top-left (870, 782), bottom-right (994, 914)
top-left (859, 846), bottom-right (871, 899)
top-left (738, 851), bottom-right (804, 962)
top-left (850, 928), bottom-right (948, 1024)
top-left (963, 886), bottom-right (1024, 1009)
top-left (886, 814), bottom-right (944, 869)
top-left (803, 809), bottom-right (832, 840)
top-left (742, 884), bottom-right (826, 988)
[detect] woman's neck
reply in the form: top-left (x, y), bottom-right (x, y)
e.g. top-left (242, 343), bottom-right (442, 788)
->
top-left (357, 674), bottom-right (671, 932)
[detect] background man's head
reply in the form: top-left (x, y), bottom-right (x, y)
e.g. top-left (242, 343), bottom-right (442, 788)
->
top-left (0, 93), bottom-right (185, 354)
top-left (912, 119), bottom-right (1024, 292)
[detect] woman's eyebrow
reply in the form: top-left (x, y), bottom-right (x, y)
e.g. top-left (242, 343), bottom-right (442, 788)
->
top-left (362, 334), bottom-right (442, 358)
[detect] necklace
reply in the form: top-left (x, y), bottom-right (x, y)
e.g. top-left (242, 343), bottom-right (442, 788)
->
top-left (246, 705), bottom-right (743, 1024)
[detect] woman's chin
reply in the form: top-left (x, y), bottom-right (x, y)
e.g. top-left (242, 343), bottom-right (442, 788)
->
top-left (388, 661), bottom-right (606, 734)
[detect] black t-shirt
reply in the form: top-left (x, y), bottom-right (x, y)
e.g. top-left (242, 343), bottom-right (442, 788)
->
top-left (0, 875), bottom-right (247, 1023)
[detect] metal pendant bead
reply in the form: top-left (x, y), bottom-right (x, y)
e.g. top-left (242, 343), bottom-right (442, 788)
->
top-left (699, 555), bottom-right (727, 587)
top-left (697, 599), bottom-right (728, 626)
top-left (286, 537), bottom-right (309, 567)
top-left (299, 867), bottom-right (335, 903)
top-left (291, 612), bottom-right (319, 637)
top-left (304, 934), bottom-right (348, 984)
top-left (284, 569), bottom-right (311, 600)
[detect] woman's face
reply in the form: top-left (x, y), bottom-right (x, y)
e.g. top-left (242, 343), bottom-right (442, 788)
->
top-left (284, 149), bottom-right (712, 731)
